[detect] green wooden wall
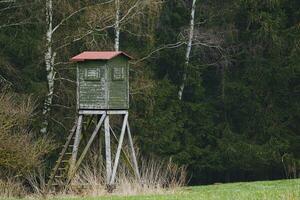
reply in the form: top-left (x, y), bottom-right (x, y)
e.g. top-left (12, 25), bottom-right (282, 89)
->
top-left (77, 55), bottom-right (129, 110)
top-left (107, 56), bottom-right (129, 109)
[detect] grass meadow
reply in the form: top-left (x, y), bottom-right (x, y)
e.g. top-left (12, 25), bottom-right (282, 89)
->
top-left (1, 178), bottom-right (297, 200)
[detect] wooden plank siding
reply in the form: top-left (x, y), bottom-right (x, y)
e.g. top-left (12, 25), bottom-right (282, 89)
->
top-left (108, 56), bottom-right (129, 109)
top-left (77, 55), bottom-right (129, 110)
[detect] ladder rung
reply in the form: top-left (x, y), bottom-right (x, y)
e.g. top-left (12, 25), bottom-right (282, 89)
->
top-left (59, 152), bottom-right (72, 155)
top-left (47, 121), bottom-right (77, 189)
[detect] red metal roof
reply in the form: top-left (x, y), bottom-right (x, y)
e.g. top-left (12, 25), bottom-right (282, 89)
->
top-left (70, 51), bottom-right (132, 62)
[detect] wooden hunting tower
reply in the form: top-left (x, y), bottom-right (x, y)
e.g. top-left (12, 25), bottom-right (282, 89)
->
top-left (46, 51), bottom-right (140, 193)
top-left (71, 51), bottom-right (131, 110)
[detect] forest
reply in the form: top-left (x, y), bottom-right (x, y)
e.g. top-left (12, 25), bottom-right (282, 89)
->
top-left (0, 0), bottom-right (299, 194)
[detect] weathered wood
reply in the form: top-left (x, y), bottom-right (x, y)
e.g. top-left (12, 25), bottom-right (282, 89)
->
top-left (105, 115), bottom-right (112, 184)
top-left (77, 56), bottom-right (129, 110)
top-left (53, 112), bottom-right (140, 191)
top-left (108, 57), bottom-right (129, 109)
top-left (99, 122), bottom-right (103, 173)
top-left (62, 50), bottom-right (137, 189)
top-left (109, 125), bottom-right (135, 175)
top-left (78, 62), bottom-right (107, 109)
top-left (69, 115), bottom-right (83, 178)
top-left (126, 121), bottom-right (141, 181)
top-left (105, 64), bottom-right (109, 108)
top-left (79, 110), bottom-right (106, 115)
top-left (78, 110), bottom-right (129, 115)
top-left (109, 112), bottom-right (128, 185)
top-left (67, 114), bottom-right (106, 184)
top-left (76, 64), bottom-right (79, 111)
top-left (107, 110), bottom-right (128, 115)
top-left (46, 119), bottom-right (78, 192)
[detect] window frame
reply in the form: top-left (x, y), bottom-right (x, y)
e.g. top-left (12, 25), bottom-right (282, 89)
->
top-left (84, 68), bottom-right (101, 81)
top-left (112, 66), bottom-right (125, 81)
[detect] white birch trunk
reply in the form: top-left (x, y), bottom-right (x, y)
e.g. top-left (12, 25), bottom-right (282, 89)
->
top-left (41, 0), bottom-right (56, 134)
top-left (114, 0), bottom-right (120, 51)
top-left (178, 0), bottom-right (197, 100)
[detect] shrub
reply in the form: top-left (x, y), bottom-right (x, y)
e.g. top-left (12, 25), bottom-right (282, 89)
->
top-left (0, 91), bottom-right (55, 197)
top-left (0, 92), bottom-right (54, 176)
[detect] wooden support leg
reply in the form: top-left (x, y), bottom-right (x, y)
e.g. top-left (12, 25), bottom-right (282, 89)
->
top-left (99, 123), bottom-right (103, 173)
top-left (104, 114), bottom-right (112, 185)
top-left (69, 115), bottom-right (83, 178)
top-left (67, 113), bottom-right (106, 184)
top-left (109, 112), bottom-right (128, 185)
top-left (126, 121), bottom-right (141, 182)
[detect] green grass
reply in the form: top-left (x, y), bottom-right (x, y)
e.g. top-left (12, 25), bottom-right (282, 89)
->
top-left (2, 179), bottom-right (300, 200)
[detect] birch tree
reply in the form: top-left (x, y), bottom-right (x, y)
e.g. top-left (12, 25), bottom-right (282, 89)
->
top-left (40, 0), bottom-right (55, 134)
top-left (178, 0), bottom-right (197, 100)
top-left (114, 0), bottom-right (120, 51)
top-left (41, 1), bottom-right (90, 134)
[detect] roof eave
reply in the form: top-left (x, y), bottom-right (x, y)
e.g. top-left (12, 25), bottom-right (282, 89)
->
top-left (70, 58), bottom-right (110, 62)
top-left (70, 51), bottom-right (133, 62)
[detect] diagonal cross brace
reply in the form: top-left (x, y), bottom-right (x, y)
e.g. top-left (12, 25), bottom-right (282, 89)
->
top-left (126, 121), bottom-right (141, 182)
top-left (109, 112), bottom-right (128, 185)
top-left (108, 113), bottom-right (141, 186)
top-left (109, 125), bottom-right (135, 175)
top-left (67, 113), bottom-right (106, 184)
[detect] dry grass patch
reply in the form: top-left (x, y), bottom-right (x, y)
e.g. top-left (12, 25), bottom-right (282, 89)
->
top-left (70, 157), bottom-right (187, 197)
top-left (0, 178), bottom-right (26, 198)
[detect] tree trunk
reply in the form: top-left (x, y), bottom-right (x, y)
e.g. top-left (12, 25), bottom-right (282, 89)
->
top-left (41, 0), bottom-right (56, 134)
top-left (114, 0), bottom-right (120, 51)
top-left (178, 0), bottom-right (196, 100)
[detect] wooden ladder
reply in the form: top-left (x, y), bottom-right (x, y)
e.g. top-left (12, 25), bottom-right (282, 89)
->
top-left (46, 120), bottom-right (78, 192)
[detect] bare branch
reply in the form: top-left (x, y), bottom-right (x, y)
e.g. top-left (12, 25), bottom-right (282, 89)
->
top-left (54, 77), bottom-right (76, 84)
top-left (0, 20), bottom-right (31, 29)
top-left (52, 7), bottom-right (86, 34)
top-left (50, 117), bottom-right (67, 131)
top-left (119, 0), bottom-right (141, 23)
top-left (52, 0), bottom-right (114, 34)
top-left (0, 0), bottom-right (16, 3)
top-left (54, 0), bottom-right (146, 51)
top-left (133, 41), bottom-right (185, 64)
